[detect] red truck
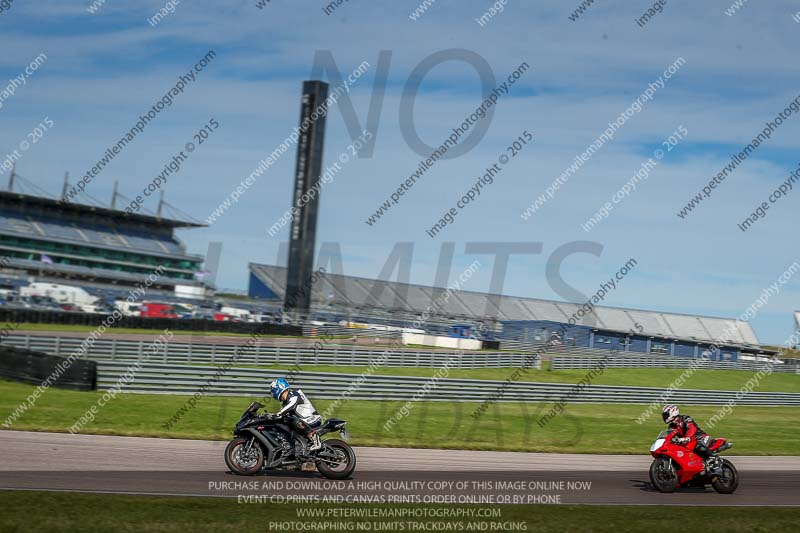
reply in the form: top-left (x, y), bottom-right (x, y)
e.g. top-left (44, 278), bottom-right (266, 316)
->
top-left (139, 302), bottom-right (178, 319)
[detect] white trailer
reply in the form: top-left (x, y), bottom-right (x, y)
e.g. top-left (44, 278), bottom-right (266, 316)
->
top-left (220, 306), bottom-right (255, 322)
top-left (20, 283), bottom-right (99, 309)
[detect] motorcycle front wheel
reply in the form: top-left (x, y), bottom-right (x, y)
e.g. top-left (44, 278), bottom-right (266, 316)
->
top-left (711, 459), bottom-right (739, 494)
top-left (225, 437), bottom-right (264, 475)
top-left (649, 457), bottom-right (679, 493)
top-left (316, 438), bottom-right (356, 480)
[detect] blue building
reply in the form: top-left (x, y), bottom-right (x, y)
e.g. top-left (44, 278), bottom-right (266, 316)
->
top-left (500, 320), bottom-right (744, 361)
top-left (249, 263), bottom-right (766, 359)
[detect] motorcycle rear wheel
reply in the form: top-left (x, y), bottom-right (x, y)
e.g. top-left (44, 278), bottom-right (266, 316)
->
top-left (316, 438), bottom-right (356, 480)
top-left (710, 459), bottom-right (739, 494)
top-left (649, 457), bottom-right (679, 493)
top-left (225, 437), bottom-right (264, 475)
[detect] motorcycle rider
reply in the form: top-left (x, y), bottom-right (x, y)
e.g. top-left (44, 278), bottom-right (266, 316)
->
top-left (270, 377), bottom-right (323, 452)
top-left (662, 404), bottom-right (721, 475)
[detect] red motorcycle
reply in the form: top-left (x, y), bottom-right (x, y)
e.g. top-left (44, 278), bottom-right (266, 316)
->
top-left (649, 429), bottom-right (739, 494)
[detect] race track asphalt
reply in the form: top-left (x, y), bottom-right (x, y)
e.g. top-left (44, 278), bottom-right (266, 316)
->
top-left (1, 430), bottom-right (798, 506)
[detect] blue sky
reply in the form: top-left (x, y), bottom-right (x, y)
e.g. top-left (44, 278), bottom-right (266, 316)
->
top-left (1, 0), bottom-right (799, 344)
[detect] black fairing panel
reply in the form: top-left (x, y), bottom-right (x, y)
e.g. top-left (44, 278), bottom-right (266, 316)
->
top-left (318, 418), bottom-right (347, 435)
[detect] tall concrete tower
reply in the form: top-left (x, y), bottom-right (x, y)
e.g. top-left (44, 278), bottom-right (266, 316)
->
top-left (284, 80), bottom-right (328, 316)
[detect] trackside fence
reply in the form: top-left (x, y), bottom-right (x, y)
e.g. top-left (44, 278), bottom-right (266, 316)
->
top-left (96, 362), bottom-right (800, 406)
top-left (2, 334), bottom-right (540, 370)
top-left (2, 334), bottom-right (792, 372)
top-left (551, 355), bottom-right (800, 374)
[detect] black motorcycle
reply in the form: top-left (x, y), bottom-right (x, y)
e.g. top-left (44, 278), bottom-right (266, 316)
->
top-left (224, 401), bottom-right (356, 480)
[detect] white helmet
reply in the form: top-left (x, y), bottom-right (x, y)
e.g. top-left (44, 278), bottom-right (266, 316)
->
top-left (662, 404), bottom-right (679, 424)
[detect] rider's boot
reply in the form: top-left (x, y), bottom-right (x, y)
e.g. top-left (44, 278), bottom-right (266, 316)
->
top-left (702, 455), bottom-right (722, 476)
top-left (710, 455), bottom-right (723, 476)
top-left (308, 432), bottom-right (322, 452)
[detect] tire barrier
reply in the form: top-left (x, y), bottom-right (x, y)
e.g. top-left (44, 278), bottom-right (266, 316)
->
top-left (0, 345), bottom-right (97, 391)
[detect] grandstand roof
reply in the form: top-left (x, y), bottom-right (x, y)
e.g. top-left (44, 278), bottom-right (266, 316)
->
top-left (250, 263), bottom-right (760, 346)
top-left (0, 190), bottom-right (205, 229)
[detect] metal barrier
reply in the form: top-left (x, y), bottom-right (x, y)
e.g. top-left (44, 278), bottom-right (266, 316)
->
top-left (551, 355), bottom-right (800, 374)
top-left (303, 324), bottom-right (403, 339)
top-left (2, 334), bottom-right (540, 370)
top-left (5, 333), bottom-right (793, 372)
top-left (97, 362), bottom-right (800, 406)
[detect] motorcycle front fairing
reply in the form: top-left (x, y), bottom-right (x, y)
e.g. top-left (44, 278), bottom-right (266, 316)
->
top-left (234, 402), bottom-right (266, 433)
top-left (649, 429), bottom-right (669, 453)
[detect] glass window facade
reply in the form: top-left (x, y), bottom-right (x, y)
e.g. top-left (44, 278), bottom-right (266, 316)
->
top-left (0, 235), bottom-right (201, 280)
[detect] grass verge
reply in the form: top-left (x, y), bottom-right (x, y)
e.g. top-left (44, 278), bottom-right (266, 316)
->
top-left (1, 380), bottom-right (798, 454)
top-left (0, 491), bottom-right (797, 533)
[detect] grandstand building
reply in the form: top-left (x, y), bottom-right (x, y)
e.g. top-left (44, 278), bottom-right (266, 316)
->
top-left (0, 190), bottom-right (205, 292)
top-left (249, 263), bottom-right (766, 360)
